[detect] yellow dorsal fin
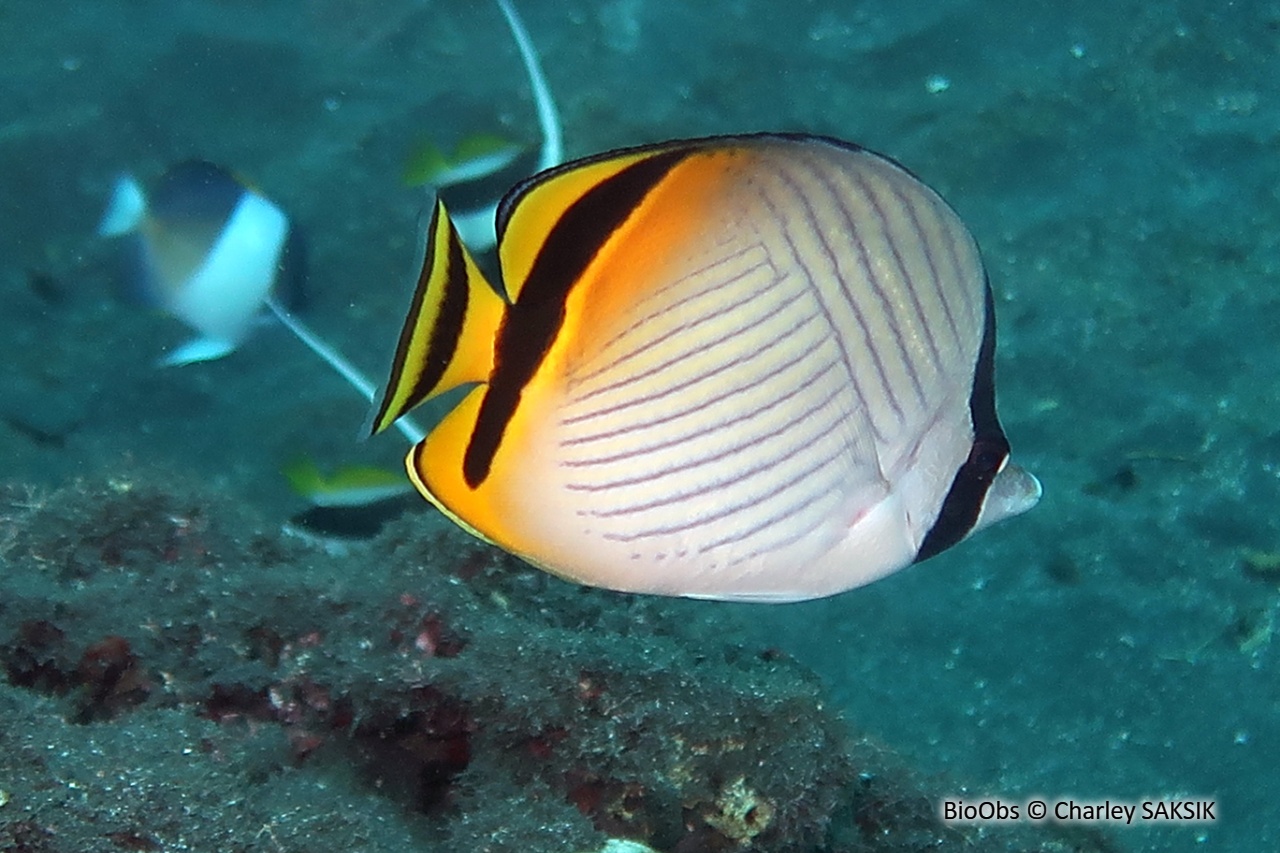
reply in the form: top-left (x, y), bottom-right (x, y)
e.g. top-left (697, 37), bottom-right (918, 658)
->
top-left (369, 199), bottom-right (506, 436)
top-left (495, 145), bottom-right (684, 302)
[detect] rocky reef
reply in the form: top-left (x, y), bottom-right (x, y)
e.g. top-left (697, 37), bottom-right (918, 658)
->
top-left (0, 474), bottom-right (1113, 852)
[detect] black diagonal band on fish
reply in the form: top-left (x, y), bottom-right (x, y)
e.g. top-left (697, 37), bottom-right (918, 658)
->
top-left (464, 147), bottom-right (689, 488)
top-left (916, 280), bottom-right (1009, 561)
top-left (370, 133), bottom-right (1041, 602)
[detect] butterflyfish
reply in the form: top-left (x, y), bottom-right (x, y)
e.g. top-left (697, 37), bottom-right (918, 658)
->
top-left (98, 160), bottom-right (306, 367)
top-left (371, 133), bottom-right (1040, 602)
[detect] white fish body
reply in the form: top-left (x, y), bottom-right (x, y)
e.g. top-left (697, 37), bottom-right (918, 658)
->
top-left (161, 192), bottom-right (287, 366)
top-left (97, 163), bottom-right (296, 367)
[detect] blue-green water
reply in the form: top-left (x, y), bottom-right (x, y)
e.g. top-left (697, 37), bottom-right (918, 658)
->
top-left (1, 1), bottom-right (1276, 850)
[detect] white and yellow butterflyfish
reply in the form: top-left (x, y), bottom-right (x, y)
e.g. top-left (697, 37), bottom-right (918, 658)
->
top-left (371, 133), bottom-right (1041, 602)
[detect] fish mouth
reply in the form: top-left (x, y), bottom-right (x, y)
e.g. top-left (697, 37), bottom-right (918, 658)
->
top-left (973, 462), bottom-right (1041, 534)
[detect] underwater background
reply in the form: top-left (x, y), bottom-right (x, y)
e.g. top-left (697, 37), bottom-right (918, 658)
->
top-left (1, 0), bottom-right (1277, 850)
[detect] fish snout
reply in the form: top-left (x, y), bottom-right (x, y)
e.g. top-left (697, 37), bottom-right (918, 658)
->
top-left (972, 462), bottom-right (1041, 535)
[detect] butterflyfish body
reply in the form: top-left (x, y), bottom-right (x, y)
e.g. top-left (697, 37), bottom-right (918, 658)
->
top-left (98, 160), bottom-right (306, 366)
top-left (372, 133), bottom-right (1040, 602)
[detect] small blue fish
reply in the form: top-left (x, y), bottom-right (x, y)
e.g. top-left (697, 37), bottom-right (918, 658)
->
top-left (98, 160), bottom-right (306, 366)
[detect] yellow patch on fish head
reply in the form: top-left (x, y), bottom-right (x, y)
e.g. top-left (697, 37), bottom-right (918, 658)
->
top-left (557, 146), bottom-right (757, 372)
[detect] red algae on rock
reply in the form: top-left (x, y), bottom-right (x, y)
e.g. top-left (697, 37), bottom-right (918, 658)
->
top-left (0, 476), bottom-right (1116, 853)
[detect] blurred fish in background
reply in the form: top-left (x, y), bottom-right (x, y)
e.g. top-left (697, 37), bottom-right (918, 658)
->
top-left (92, 0), bottom-right (560, 521)
top-left (402, 131), bottom-right (533, 251)
top-left (403, 0), bottom-right (562, 253)
top-left (95, 0), bottom-right (558, 384)
top-left (97, 160), bottom-right (306, 367)
top-left (282, 457), bottom-right (412, 508)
